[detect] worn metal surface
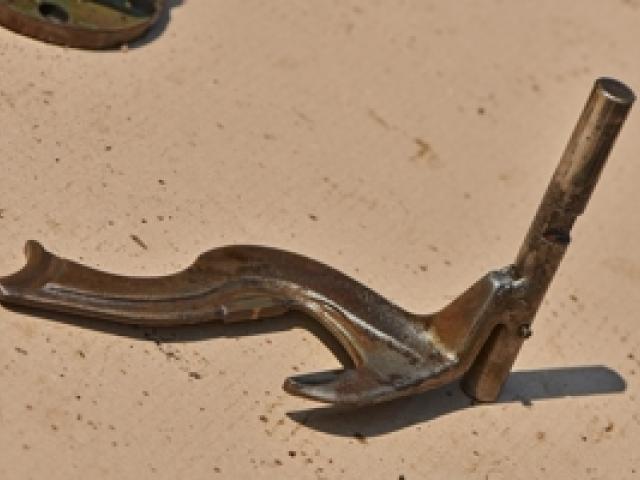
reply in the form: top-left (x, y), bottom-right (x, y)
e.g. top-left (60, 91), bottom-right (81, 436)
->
top-left (462, 77), bottom-right (635, 401)
top-left (0, 78), bottom-right (634, 405)
top-left (0, 0), bottom-right (162, 48)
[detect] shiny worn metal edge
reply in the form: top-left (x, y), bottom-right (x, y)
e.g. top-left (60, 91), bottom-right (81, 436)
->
top-left (0, 78), bottom-right (634, 405)
top-left (0, 0), bottom-right (163, 49)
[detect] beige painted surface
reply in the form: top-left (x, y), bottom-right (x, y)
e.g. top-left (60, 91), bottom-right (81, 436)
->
top-left (1, 1), bottom-right (639, 479)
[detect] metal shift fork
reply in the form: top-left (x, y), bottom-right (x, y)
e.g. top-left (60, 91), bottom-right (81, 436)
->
top-left (0, 78), bottom-right (634, 406)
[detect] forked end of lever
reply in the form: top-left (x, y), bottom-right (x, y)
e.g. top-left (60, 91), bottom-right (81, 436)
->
top-left (0, 240), bottom-right (53, 298)
top-left (284, 368), bottom-right (406, 406)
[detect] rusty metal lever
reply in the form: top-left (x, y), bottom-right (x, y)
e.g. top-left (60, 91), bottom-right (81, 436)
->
top-left (0, 78), bottom-right (634, 405)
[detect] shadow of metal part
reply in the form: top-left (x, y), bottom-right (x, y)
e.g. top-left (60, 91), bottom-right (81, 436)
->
top-left (287, 366), bottom-right (627, 437)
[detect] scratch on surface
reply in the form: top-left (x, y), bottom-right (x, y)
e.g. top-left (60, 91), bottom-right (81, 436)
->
top-left (367, 108), bottom-right (393, 130)
top-left (292, 108), bottom-right (315, 128)
top-left (130, 234), bottom-right (148, 250)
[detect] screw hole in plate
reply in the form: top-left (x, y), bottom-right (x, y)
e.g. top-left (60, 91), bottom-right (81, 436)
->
top-left (38, 2), bottom-right (69, 24)
top-left (542, 227), bottom-right (571, 245)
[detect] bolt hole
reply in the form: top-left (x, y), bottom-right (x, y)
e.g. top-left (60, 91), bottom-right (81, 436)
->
top-left (542, 228), bottom-right (571, 245)
top-left (38, 2), bottom-right (69, 24)
top-left (518, 324), bottom-right (533, 339)
top-left (124, 0), bottom-right (156, 16)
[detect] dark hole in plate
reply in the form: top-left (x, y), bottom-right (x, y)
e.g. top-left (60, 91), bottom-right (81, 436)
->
top-left (38, 2), bottom-right (69, 24)
top-left (542, 227), bottom-right (571, 245)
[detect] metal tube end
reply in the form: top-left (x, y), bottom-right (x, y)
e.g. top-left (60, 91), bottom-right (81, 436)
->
top-left (595, 77), bottom-right (636, 105)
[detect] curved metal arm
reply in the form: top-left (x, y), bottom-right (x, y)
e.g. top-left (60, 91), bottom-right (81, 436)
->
top-left (0, 239), bottom-right (517, 405)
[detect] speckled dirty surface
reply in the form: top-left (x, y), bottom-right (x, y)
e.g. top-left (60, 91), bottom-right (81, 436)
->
top-left (1, 1), bottom-right (639, 479)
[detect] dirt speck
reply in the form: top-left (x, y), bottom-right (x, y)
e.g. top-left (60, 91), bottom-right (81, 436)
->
top-left (308, 213), bottom-right (318, 221)
top-left (367, 108), bottom-right (392, 130)
top-left (188, 371), bottom-right (202, 380)
top-left (15, 347), bottom-right (28, 355)
top-left (130, 234), bottom-right (148, 250)
top-left (410, 138), bottom-right (441, 168)
top-left (259, 415), bottom-right (268, 423)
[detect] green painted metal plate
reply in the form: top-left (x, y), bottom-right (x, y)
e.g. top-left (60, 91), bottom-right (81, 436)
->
top-left (0, 0), bottom-right (162, 48)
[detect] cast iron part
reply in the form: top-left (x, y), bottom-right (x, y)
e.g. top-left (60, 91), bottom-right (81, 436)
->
top-left (0, 78), bottom-right (634, 405)
top-left (0, 0), bottom-right (162, 49)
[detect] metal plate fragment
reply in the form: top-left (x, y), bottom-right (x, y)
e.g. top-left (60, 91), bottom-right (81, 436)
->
top-left (0, 0), bottom-right (163, 48)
